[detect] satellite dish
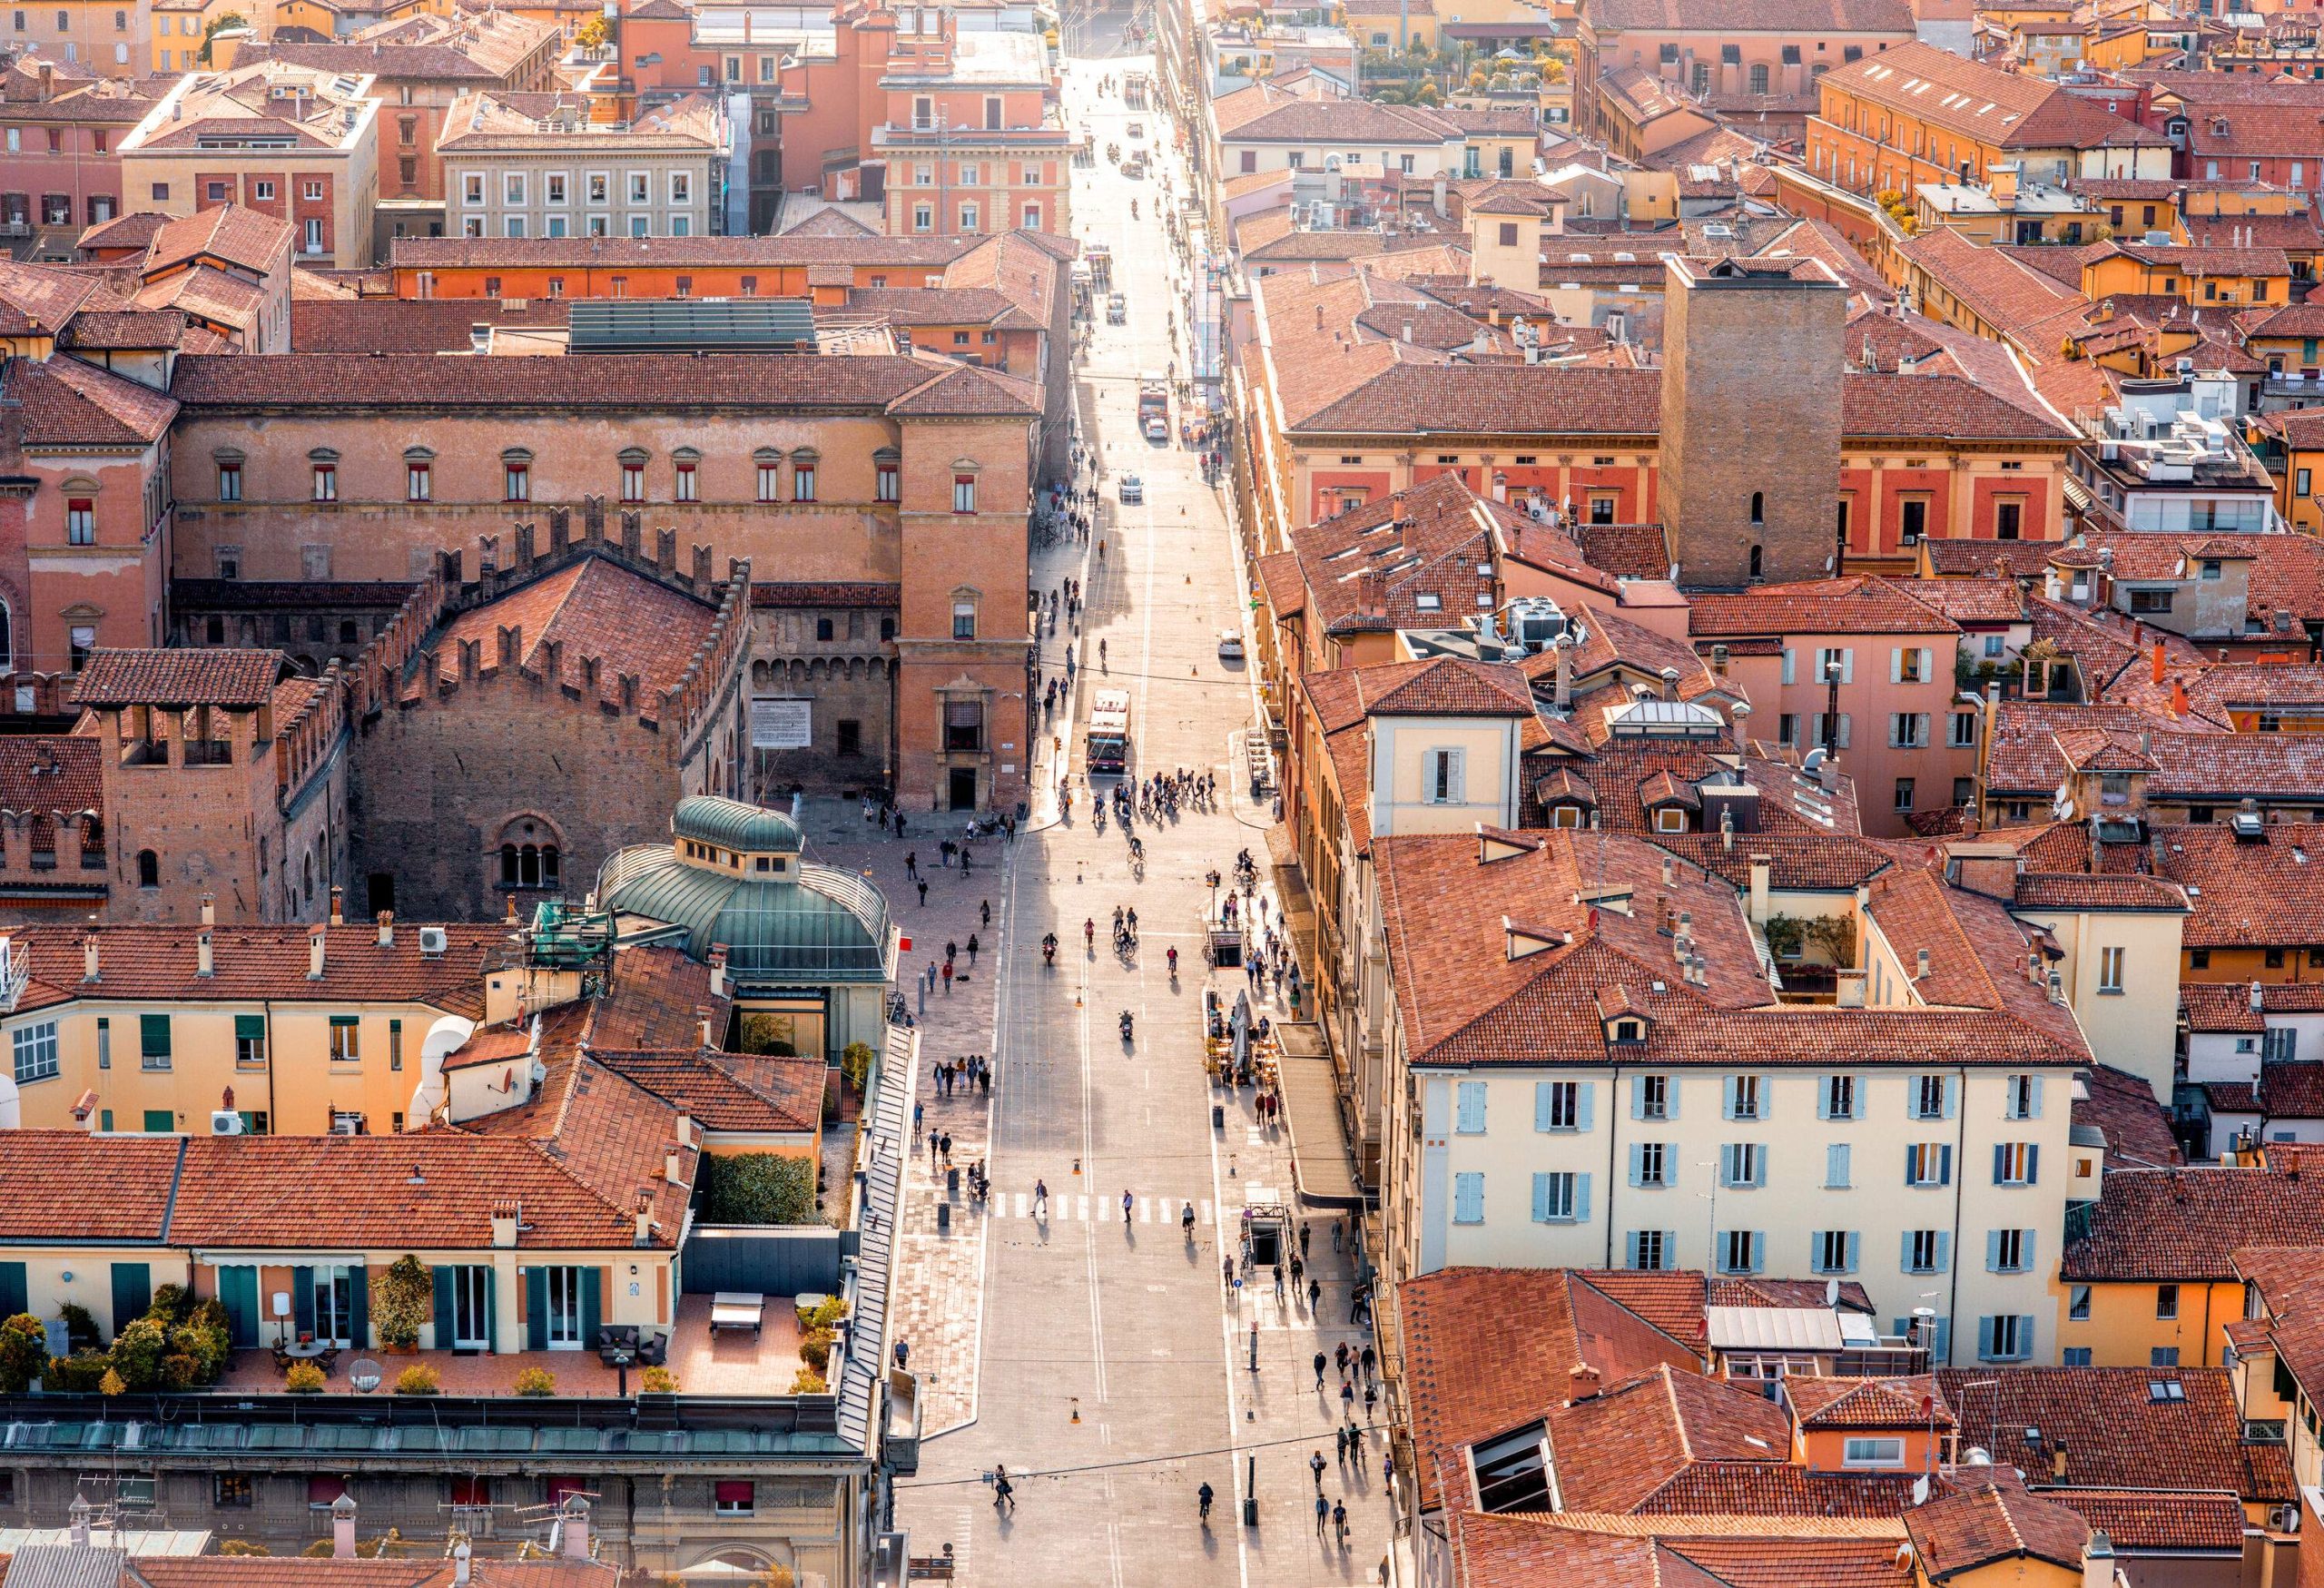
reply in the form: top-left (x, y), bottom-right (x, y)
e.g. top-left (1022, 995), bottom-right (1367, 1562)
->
top-left (1912, 1475), bottom-right (1930, 1506)
top-left (1825, 1277), bottom-right (1838, 1307)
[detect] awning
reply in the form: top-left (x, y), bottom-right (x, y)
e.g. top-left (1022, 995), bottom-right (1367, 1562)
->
top-left (1276, 1022), bottom-right (1362, 1209)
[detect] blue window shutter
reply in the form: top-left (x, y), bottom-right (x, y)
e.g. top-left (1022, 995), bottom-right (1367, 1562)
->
top-left (1939, 1145), bottom-right (1953, 1186)
top-left (1749, 1232), bottom-right (1765, 1274)
top-left (580, 1267), bottom-right (601, 1344)
top-left (524, 1268), bottom-right (547, 1351)
top-left (1531, 1173), bottom-right (1551, 1222)
top-left (1576, 1083), bottom-right (1594, 1133)
top-left (1935, 1232), bottom-right (1951, 1272)
top-left (1905, 1145), bottom-right (1918, 1184)
top-left (1666, 1080), bottom-right (1679, 1120)
top-left (1813, 1232), bottom-right (1829, 1273)
top-left (1827, 1142), bottom-right (1849, 1188)
top-left (431, 1266), bottom-right (454, 1347)
top-left (1993, 1144), bottom-right (2008, 1185)
top-left (1535, 1083), bottom-right (1553, 1131)
top-left (1628, 1143), bottom-right (1645, 1188)
top-left (219, 1265), bottom-right (258, 1348)
top-left (1457, 1082), bottom-right (1485, 1133)
top-left (2023, 1231), bottom-right (2036, 1272)
top-left (1985, 1229), bottom-right (2003, 1272)
top-left (1574, 1174), bottom-right (1591, 1223)
top-left (1817, 1080), bottom-right (1831, 1121)
top-left (2025, 1145), bottom-right (2039, 1184)
top-left (1722, 1076), bottom-right (1738, 1119)
top-left (348, 1264), bottom-right (369, 1348)
top-left (1719, 1144), bottom-right (1736, 1186)
top-left (1630, 1077), bottom-right (1645, 1119)
top-left (1933, 1317), bottom-right (1952, 1362)
top-left (483, 1267), bottom-right (497, 1346)
top-left (1454, 1173), bottom-right (1483, 1223)
top-left (2028, 1076), bottom-right (2043, 1119)
top-left (2016, 1316), bottom-right (2035, 1360)
top-left (1660, 1230), bottom-right (1679, 1267)
top-left (1751, 1151), bottom-right (1767, 1189)
top-left (1944, 1076), bottom-right (1959, 1119)
top-left (1899, 1230), bottom-right (1915, 1272)
top-left (1626, 1231), bottom-right (1642, 1267)
top-left (1845, 1232), bottom-right (1860, 1274)
top-left (1978, 1317), bottom-right (1996, 1361)
top-left (0, 1260), bottom-right (25, 1320)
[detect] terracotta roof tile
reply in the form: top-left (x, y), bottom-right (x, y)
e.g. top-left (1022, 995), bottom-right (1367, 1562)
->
top-left (70, 647), bottom-right (286, 706)
top-left (2041, 1488), bottom-right (2246, 1553)
top-left (1689, 577), bottom-right (1960, 638)
top-left (2063, 1165), bottom-right (2324, 1279)
top-left (2152, 823), bottom-right (2324, 949)
top-left (2234, 1244), bottom-right (2324, 1398)
top-left (4, 922), bottom-right (506, 1015)
top-left (2183, 978), bottom-right (2324, 1033)
top-left (1933, 1367), bottom-right (2287, 1500)
top-left (0, 736), bottom-right (100, 814)
top-left (1548, 1365), bottom-right (1795, 1513)
top-left (2071, 1064), bottom-right (2184, 1169)
top-left (168, 352), bottom-right (958, 415)
top-left (3, 352), bottom-right (178, 446)
top-left (429, 555), bottom-right (717, 705)
top-left (1905, 1483), bottom-right (2091, 1581)
top-left (0, 1131), bottom-right (182, 1242)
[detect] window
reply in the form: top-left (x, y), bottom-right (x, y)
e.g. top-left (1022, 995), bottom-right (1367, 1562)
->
top-left (619, 454), bottom-right (647, 502)
top-left (505, 459), bottom-right (529, 502)
top-left (1629, 1229), bottom-right (1671, 1269)
top-left (217, 459), bottom-right (241, 501)
top-left (1913, 1074), bottom-right (1951, 1119)
top-left (1843, 1436), bottom-right (1904, 1469)
top-left (1718, 1229), bottom-right (1763, 1275)
top-left (1823, 1073), bottom-right (1857, 1120)
top-left (311, 462), bottom-right (336, 502)
top-left (139, 1012), bottom-right (171, 1070)
top-left (1980, 1315), bottom-right (2033, 1362)
top-left (1906, 1143), bottom-right (1953, 1187)
top-left (1906, 1229), bottom-right (1949, 1274)
top-left (1900, 498), bottom-right (1927, 544)
top-left (876, 454), bottom-right (901, 502)
top-left (1725, 1074), bottom-right (1761, 1121)
top-left (2152, 1346), bottom-right (2181, 1367)
top-left (406, 459), bottom-right (430, 501)
top-left (214, 1474), bottom-right (251, 1507)
top-left (330, 1015), bottom-right (359, 1062)
top-left (793, 459), bottom-right (816, 502)
top-left (1424, 748), bottom-right (1464, 804)
top-left (674, 458), bottom-right (698, 502)
top-left (1826, 1142), bottom-right (1851, 1188)
top-left (758, 459), bottom-right (781, 502)
top-left (1455, 1080), bottom-right (1487, 1133)
top-left (2004, 1074), bottom-right (2042, 1120)
top-left (253, 180), bottom-right (275, 202)
top-left (1814, 1230), bottom-right (1856, 1274)
top-left (953, 474), bottom-right (977, 514)
top-left (10, 1021), bottom-right (55, 1084)
top-left (1890, 712), bottom-right (1928, 749)
top-left (1994, 1142), bottom-right (2038, 1186)
top-left (943, 700), bottom-right (983, 753)
top-left (951, 601), bottom-right (977, 641)
top-left (1894, 778), bottom-right (1915, 813)
top-left (1538, 1080), bottom-right (1584, 1131)
top-left (1532, 1171), bottom-right (1584, 1222)
top-left (2099, 945), bottom-right (2124, 992)
top-left (65, 497), bottom-right (92, 545)
top-left (714, 1481), bottom-right (754, 1516)
top-left (2157, 1283), bottom-right (2180, 1320)
top-left (235, 1014), bottom-right (265, 1070)
top-left (2069, 1284), bottom-right (2092, 1321)
top-left (1635, 1074), bottom-right (1670, 1120)
top-left (1949, 710), bottom-right (1978, 749)
top-left (1452, 1172), bottom-right (1484, 1223)
top-left (1988, 1228), bottom-right (2032, 1273)
top-left (2063, 1347), bottom-right (2093, 1366)
top-left (1995, 499), bottom-right (2023, 540)
top-left (2130, 588), bottom-right (2173, 615)
top-left (1719, 1142), bottom-right (1765, 1189)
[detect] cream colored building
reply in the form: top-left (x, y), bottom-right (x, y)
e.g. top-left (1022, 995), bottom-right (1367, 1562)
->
top-left (118, 61), bottom-right (381, 266)
top-left (437, 89), bottom-right (725, 240)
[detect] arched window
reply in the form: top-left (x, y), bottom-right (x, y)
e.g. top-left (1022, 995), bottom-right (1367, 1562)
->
top-left (0, 596), bottom-right (14, 672)
top-left (1749, 491), bottom-right (1764, 526)
top-left (497, 820), bottom-right (561, 890)
top-left (136, 848), bottom-right (158, 888)
top-left (1748, 544), bottom-right (1764, 579)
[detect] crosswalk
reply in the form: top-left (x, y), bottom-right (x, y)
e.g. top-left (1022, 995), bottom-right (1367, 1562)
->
top-left (977, 1192), bottom-right (1221, 1223)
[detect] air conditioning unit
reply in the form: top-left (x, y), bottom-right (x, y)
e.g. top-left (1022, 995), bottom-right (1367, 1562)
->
top-left (418, 926), bottom-right (448, 957)
top-left (208, 1110), bottom-right (242, 1136)
top-left (330, 1111), bottom-right (362, 1135)
top-left (2271, 1503), bottom-right (2302, 1534)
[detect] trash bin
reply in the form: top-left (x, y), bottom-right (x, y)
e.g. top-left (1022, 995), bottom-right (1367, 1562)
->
top-left (947, 1167), bottom-right (960, 1197)
top-left (937, 1202), bottom-right (950, 1232)
top-left (1212, 1104), bottom-right (1225, 1129)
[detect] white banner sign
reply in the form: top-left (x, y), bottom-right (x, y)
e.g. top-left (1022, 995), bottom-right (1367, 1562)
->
top-left (752, 697), bottom-right (812, 749)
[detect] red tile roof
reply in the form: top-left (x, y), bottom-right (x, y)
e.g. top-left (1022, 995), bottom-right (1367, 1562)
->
top-left (3, 352), bottom-right (179, 447)
top-left (429, 555), bottom-right (718, 705)
top-left (1689, 578), bottom-right (1960, 638)
top-left (1548, 1365), bottom-right (1795, 1513)
top-left (2063, 1165), bottom-right (2324, 1280)
top-left (143, 204), bottom-right (293, 279)
top-left (2152, 823), bottom-right (2324, 948)
top-left (2234, 1244), bottom-right (2324, 1399)
top-left (5, 922), bottom-right (507, 1016)
top-left (1394, 1267), bottom-right (1706, 1510)
top-left (0, 736), bottom-right (100, 814)
top-left (1933, 1367), bottom-right (2290, 1501)
top-left (1905, 1483), bottom-right (2092, 1581)
top-left (70, 647), bottom-right (286, 707)
top-left (2072, 1064), bottom-right (2184, 1169)
top-left (2183, 978), bottom-right (2324, 1033)
top-left (2039, 1488), bottom-right (2248, 1553)
top-left (0, 1132), bottom-right (182, 1242)
top-left (1784, 1375), bottom-right (1953, 1431)
top-left (1451, 1514), bottom-right (1915, 1588)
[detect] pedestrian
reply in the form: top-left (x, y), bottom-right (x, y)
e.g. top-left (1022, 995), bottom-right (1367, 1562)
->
top-left (1334, 1425), bottom-right (1349, 1465)
top-left (894, 1338), bottom-right (910, 1370)
top-left (1299, 1222), bottom-right (1312, 1258)
top-left (939, 1131), bottom-right (952, 1163)
top-left (1289, 1251), bottom-right (1304, 1289)
top-left (1364, 1380), bottom-right (1378, 1419)
top-left (941, 961), bottom-right (953, 994)
top-left (929, 1128), bottom-right (940, 1159)
top-left (1307, 1277), bottom-right (1321, 1313)
top-left (979, 1067), bottom-right (991, 1097)
top-left (1332, 1220), bottom-right (1344, 1254)
top-left (1332, 1499), bottom-right (1348, 1548)
top-left (1313, 1350), bottom-right (1327, 1390)
top-left (1361, 1345), bottom-right (1377, 1381)
top-left (896, 814), bottom-right (907, 841)
top-left (1342, 1380), bottom-right (1356, 1418)
top-left (980, 900), bottom-right (992, 929)
top-left (1335, 1342), bottom-right (1350, 1378)
top-left (968, 932), bottom-right (980, 965)
top-left (1309, 1451), bottom-right (1326, 1490)
top-left (994, 1466), bottom-right (1016, 1513)
top-left (1122, 1190), bottom-right (1135, 1224)
top-left (905, 851), bottom-right (919, 881)
top-left (945, 939), bottom-right (958, 963)
top-left (1273, 1261), bottom-right (1285, 1299)
top-left (962, 849), bottom-right (974, 877)
top-left (1315, 1494), bottom-right (1329, 1539)
top-left (1034, 1179), bottom-right (1049, 1218)
top-left (912, 1100), bottom-right (923, 1133)
top-left (918, 879), bottom-right (929, 906)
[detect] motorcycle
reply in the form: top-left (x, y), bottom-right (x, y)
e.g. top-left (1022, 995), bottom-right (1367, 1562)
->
top-left (1118, 1010), bottom-right (1135, 1042)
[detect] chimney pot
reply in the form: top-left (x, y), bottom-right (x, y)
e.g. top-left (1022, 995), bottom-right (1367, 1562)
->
top-left (82, 936), bottom-right (98, 982)
top-left (378, 911), bottom-right (393, 947)
top-left (200, 893), bottom-right (215, 928)
top-left (198, 931), bottom-right (214, 979)
top-left (309, 927), bottom-right (326, 981)
top-left (329, 885), bottom-right (344, 926)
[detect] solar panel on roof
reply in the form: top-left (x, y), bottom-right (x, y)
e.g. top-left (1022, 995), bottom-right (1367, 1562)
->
top-left (566, 297), bottom-right (818, 353)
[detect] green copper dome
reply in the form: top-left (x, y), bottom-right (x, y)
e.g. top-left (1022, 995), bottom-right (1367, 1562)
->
top-left (672, 794), bottom-right (803, 855)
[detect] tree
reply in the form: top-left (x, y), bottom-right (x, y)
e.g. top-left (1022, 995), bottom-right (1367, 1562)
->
top-left (574, 12), bottom-right (608, 47)
top-left (0, 1314), bottom-right (46, 1393)
top-left (196, 11), bottom-right (245, 64)
top-left (700, 1152), bottom-right (817, 1224)
top-left (369, 1256), bottom-right (431, 1349)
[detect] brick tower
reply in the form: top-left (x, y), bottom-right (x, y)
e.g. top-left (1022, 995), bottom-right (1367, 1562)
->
top-left (1659, 256), bottom-right (1846, 590)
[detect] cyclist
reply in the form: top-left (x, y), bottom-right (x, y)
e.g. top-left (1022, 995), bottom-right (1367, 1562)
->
top-left (1197, 1482), bottom-right (1215, 1524)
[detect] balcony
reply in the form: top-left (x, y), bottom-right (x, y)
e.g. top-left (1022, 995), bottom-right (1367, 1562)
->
top-left (213, 1295), bottom-right (806, 1398)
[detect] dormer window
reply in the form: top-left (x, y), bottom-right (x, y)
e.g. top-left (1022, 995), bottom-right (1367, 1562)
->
top-left (1652, 806), bottom-right (1689, 834)
top-left (1611, 1018), bottom-right (1645, 1045)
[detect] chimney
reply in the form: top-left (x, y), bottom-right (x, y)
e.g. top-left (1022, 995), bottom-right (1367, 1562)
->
top-left (198, 931), bottom-right (214, 979)
top-left (1748, 854), bottom-right (1771, 923)
top-left (561, 1494), bottom-right (592, 1560)
top-left (82, 936), bottom-right (98, 982)
top-left (634, 1197), bottom-right (655, 1247)
top-left (308, 927), bottom-right (327, 981)
top-left (1661, 855), bottom-right (1675, 886)
top-left (1915, 947), bottom-right (1930, 981)
top-left (696, 1004), bottom-right (714, 1048)
top-left (2082, 1529), bottom-right (2114, 1588)
top-left (2253, 980), bottom-right (2266, 1012)
top-left (68, 1497), bottom-right (90, 1546)
top-left (490, 1198), bottom-right (518, 1248)
top-left (1553, 637), bottom-right (1573, 710)
top-left (1660, 666), bottom-right (1680, 702)
top-left (378, 911), bottom-right (393, 947)
top-left (200, 893), bottom-right (215, 928)
top-left (665, 1149), bottom-right (684, 1184)
top-left (708, 944), bottom-right (729, 999)
top-left (329, 885), bottom-right (344, 926)
top-left (453, 1543), bottom-right (473, 1587)
top-left (330, 1494), bottom-right (358, 1559)
top-left (2151, 640), bottom-right (2165, 685)
top-left (2171, 678), bottom-right (2190, 717)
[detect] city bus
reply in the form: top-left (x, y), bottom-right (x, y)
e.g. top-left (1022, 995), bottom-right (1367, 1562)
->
top-left (1087, 688), bottom-right (1131, 776)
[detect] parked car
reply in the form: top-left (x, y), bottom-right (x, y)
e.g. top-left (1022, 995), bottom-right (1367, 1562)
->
top-left (1217, 630), bottom-right (1245, 661)
top-left (1118, 474), bottom-right (1144, 503)
top-left (1127, 121), bottom-right (1145, 139)
top-left (1107, 292), bottom-right (1128, 323)
top-left (1143, 414), bottom-right (1167, 442)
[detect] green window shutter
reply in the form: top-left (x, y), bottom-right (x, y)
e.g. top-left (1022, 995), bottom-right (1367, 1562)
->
top-left (0, 1261), bottom-right (25, 1320)
top-left (348, 1265), bottom-right (369, 1347)
top-left (219, 1266), bottom-right (259, 1347)
top-left (234, 1015), bottom-right (265, 1041)
top-left (329, 1015), bottom-right (359, 1027)
top-left (581, 1267), bottom-right (602, 1345)
top-left (142, 1110), bottom-right (173, 1132)
top-left (431, 1266), bottom-right (454, 1348)
top-left (524, 1268), bottom-right (547, 1352)
top-left (109, 1262), bottom-right (151, 1334)
top-left (139, 1013), bottom-right (170, 1058)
